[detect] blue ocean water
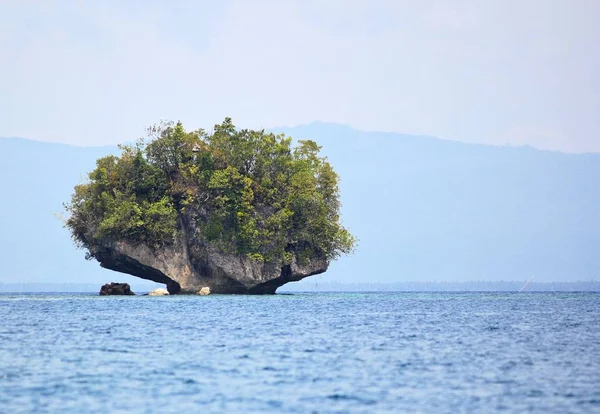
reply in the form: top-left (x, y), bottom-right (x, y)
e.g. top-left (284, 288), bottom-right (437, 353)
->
top-left (0, 292), bottom-right (598, 413)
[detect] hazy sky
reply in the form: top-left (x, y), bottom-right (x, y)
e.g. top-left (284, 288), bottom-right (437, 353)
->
top-left (1, 1), bottom-right (599, 152)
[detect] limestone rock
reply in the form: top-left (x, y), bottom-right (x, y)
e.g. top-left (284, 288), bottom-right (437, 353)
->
top-left (197, 287), bottom-right (210, 296)
top-left (148, 288), bottom-right (170, 296)
top-left (87, 217), bottom-right (328, 294)
top-left (99, 282), bottom-right (134, 296)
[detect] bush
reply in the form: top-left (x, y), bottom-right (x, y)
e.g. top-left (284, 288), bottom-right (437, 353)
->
top-left (65, 118), bottom-right (355, 263)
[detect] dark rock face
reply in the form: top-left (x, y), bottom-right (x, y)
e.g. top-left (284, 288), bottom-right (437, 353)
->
top-left (88, 224), bottom-right (328, 294)
top-left (100, 282), bottom-right (135, 296)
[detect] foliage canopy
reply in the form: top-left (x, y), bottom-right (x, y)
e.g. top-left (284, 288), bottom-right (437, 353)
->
top-left (66, 118), bottom-right (355, 264)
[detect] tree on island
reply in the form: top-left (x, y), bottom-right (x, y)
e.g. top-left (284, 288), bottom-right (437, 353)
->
top-left (65, 118), bottom-right (355, 294)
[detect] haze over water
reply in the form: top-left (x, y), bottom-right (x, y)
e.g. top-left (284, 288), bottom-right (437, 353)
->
top-left (1, 292), bottom-right (598, 413)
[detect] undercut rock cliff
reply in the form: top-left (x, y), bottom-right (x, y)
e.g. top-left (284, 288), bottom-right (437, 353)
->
top-left (88, 219), bottom-right (328, 294)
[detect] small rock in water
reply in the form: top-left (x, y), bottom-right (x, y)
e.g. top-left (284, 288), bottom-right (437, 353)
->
top-left (100, 283), bottom-right (135, 296)
top-left (148, 288), bottom-right (170, 296)
top-left (197, 287), bottom-right (211, 296)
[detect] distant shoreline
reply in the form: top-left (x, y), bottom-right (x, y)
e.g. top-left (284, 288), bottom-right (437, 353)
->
top-left (281, 281), bottom-right (600, 292)
top-left (1, 281), bottom-right (598, 293)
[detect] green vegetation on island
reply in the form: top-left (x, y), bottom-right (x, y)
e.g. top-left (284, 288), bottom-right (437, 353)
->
top-left (65, 118), bottom-right (355, 265)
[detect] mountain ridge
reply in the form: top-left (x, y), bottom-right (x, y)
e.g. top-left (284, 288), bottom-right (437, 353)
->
top-left (4, 121), bottom-right (598, 155)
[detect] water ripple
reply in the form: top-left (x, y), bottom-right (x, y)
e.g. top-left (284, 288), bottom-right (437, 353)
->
top-left (0, 292), bottom-right (598, 413)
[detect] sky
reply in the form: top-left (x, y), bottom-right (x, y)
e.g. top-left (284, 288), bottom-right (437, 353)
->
top-left (1, 0), bottom-right (599, 152)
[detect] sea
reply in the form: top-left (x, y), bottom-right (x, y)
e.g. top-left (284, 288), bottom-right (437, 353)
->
top-left (0, 292), bottom-right (598, 413)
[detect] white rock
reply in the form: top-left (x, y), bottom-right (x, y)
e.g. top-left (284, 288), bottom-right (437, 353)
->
top-left (197, 287), bottom-right (211, 296)
top-left (148, 288), bottom-right (170, 296)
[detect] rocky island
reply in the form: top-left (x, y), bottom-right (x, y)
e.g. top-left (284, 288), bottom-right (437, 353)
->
top-left (99, 282), bottom-right (134, 295)
top-left (65, 119), bottom-right (354, 294)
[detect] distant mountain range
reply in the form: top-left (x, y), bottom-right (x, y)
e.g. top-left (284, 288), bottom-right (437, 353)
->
top-left (1, 123), bottom-right (598, 289)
